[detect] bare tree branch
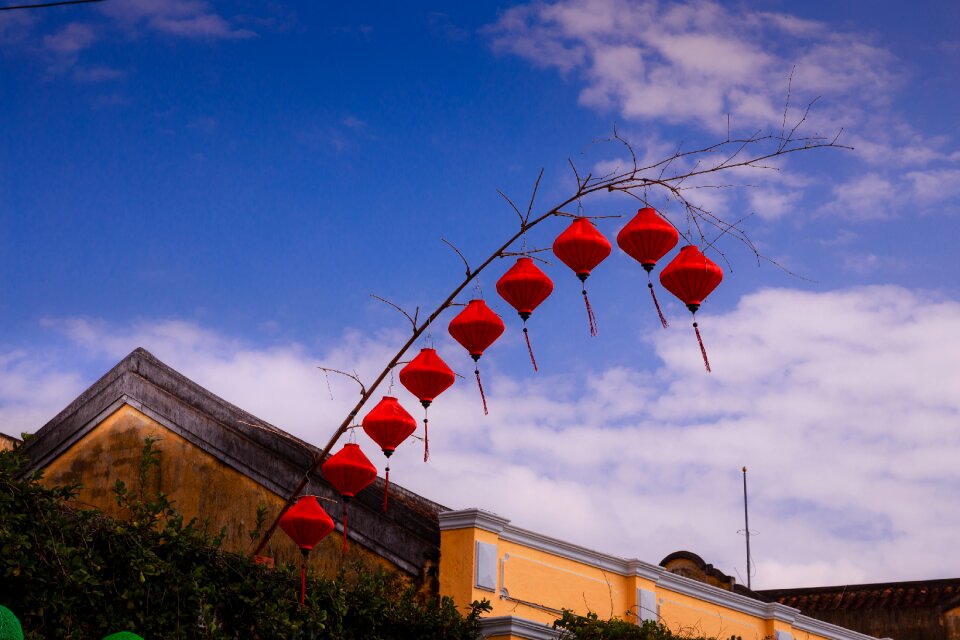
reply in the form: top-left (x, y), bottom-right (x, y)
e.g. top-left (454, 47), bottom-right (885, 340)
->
top-left (252, 105), bottom-right (851, 557)
top-left (524, 168), bottom-right (545, 226)
top-left (370, 294), bottom-right (418, 332)
top-left (441, 237), bottom-right (471, 277)
top-left (316, 367), bottom-right (367, 397)
top-left (497, 189), bottom-right (525, 226)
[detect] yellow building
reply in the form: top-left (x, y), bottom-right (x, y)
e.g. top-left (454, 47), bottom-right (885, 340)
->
top-left (15, 348), bottom-right (885, 640)
top-left (438, 509), bottom-right (883, 640)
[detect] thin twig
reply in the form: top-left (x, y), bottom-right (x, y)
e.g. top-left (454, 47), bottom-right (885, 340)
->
top-left (524, 168), bottom-right (545, 226)
top-left (370, 294), bottom-right (418, 332)
top-left (441, 237), bottom-right (471, 277)
top-left (497, 189), bottom-right (525, 226)
top-left (316, 367), bottom-right (367, 397)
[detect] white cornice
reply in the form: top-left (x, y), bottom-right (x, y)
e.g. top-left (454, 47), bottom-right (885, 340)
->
top-left (478, 616), bottom-right (560, 640)
top-left (438, 508), bottom-right (511, 534)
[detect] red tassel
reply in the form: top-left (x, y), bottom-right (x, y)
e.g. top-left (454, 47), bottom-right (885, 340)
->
top-left (300, 552), bottom-right (307, 605)
top-left (648, 280), bottom-right (668, 329)
top-left (523, 325), bottom-right (538, 372)
top-left (383, 465), bottom-right (390, 512)
top-left (582, 287), bottom-right (598, 337)
top-left (693, 321), bottom-right (711, 373)
top-left (342, 506), bottom-right (349, 554)
top-left (423, 415), bottom-right (430, 463)
top-left (475, 367), bottom-right (489, 415)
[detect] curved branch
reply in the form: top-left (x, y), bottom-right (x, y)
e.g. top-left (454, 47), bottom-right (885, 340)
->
top-left (370, 294), bottom-right (418, 333)
top-left (316, 367), bottom-right (367, 397)
top-left (441, 237), bottom-right (472, 277)
top-left (252, 119), bottom-right (850, 556)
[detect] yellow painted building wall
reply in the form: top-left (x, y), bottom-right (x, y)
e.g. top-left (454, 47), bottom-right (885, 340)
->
top-left (439, 512), bottom-right (871, 640)
top-left (40, 404), bottom-right (393, 576)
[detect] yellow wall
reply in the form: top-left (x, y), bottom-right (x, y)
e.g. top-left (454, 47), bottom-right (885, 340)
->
top-left (0, 434), bottom-right (17, 452)
top-left (40, 404), bottom-right (393, 577)
top-left (439, 513), bottom-right (866, 640)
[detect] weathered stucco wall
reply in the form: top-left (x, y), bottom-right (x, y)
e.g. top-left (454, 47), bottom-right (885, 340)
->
top-left (40, 404), bottom-right (395, 577)
top-left (0, 433), bottom-right (19, 452)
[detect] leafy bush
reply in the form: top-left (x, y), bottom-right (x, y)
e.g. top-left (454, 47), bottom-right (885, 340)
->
top-left (553, 610), bottom-right (742, 640)
top-left (0, 441), bottom-right (488, 639)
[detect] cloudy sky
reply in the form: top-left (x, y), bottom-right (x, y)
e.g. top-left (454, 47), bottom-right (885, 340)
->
top-left (2, 1), bottom-right (958, 591)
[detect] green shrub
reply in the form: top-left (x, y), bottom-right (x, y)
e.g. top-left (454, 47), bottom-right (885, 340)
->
top-left (0, 442), bottom-right (488, 639)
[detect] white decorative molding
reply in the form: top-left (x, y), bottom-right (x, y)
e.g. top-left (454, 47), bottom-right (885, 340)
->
top-left (638, 588), bottom-right (658, 622)
top-left (476, 541), bottom-right (498, 592)
top-left (438, 508), bottom-right (511, 534)
top-left (657, 571), bottom-right (798, 623)
top-left (775, 631), bottom-right (793, 640)
top-left (499, 523), bottom-right (663, 580)
top-left (479, 615), bottom-right (560, 640)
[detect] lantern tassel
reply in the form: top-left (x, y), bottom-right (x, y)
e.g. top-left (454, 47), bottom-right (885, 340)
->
top-left (648, 279), bottom-right (668, 329)
top-left (475, 366), bottom-right (489, 415)
top-left (383, 465), bottom-right (390, 512)
top-left (693, 321), bottom-right (712, 373)
top-left (342, 505), bottom-right (349, 554)
top-left (423, 414), bottom-right (430, 463)
top-left (582, 287), bottom-right (598, 337)
top-left (300, 550), bottom-right (308, 606)
top-left (523, 325), bottom-right (538, 372)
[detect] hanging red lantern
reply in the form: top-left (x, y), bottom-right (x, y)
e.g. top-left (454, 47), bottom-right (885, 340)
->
top-left (322, 443), bottom-right (377, 553)
top-left (279, 495), bottom-right (335, 605)
top-left (617, 207), bottom-right (679, 329)
top-left (361, 396), bottom-right (417, 511)
top-left (659, 245), bottom-right (723, 372)
top-left (496, 257), bottom-right (554, 372)
top-left (448, 299), bottom-right (505, 415)
top-left (552, 217), bottom-right (611, 336)
top-left (399, 348), bottom-right (456, 462)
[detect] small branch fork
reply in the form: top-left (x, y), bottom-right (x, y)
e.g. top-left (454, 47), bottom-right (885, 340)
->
top-left (252, 105), bottom-right (847, 556)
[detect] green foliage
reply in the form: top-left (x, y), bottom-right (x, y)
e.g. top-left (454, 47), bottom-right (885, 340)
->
top-left (553, 611), bottom-right (741, 640)
top-left (0, 442), bottom-right (488, 639)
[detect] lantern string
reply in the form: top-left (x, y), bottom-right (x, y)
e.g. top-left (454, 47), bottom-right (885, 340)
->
top-left (693, 321), bottom-right (712, 373)
top-left (582, 287), bottom-right (598, 337)
top-left (648, 278), bottom-right (669, 329)
top-left (342, 506), bottom-right (349, 555)
top-left (300, 551), bottom-right (307, 605)
top-left (475, 366), bottom-right (489, 415)
top-left (383, 465), bottom-right (390, 512)
top-left (523, 325), bottom-right (538, 372)
top-left (423, 413), bottom-right (430, 463)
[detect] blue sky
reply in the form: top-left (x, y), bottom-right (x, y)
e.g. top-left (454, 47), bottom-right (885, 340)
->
top-left (2, 0), bottom-right (959, 590)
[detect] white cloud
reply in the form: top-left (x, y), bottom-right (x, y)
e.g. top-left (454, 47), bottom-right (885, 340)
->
top-left (828, 172), bottom-right (897, 220)
top-left (98, 0), bottom-right (254, 39)
top-left (6, 285), bottom-right (960, 590)
top-left (487, 0), bottom-right (899, 134)
top-left (489, 0), bottom-right (960, 226)
top-left (42, 22), bottom-right (97, 55)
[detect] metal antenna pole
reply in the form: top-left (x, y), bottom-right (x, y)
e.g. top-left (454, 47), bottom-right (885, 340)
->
top-left (742, 466), bottom-right (751, 590)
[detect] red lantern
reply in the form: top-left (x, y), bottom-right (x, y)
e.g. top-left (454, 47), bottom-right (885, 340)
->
top-left (399, 348), bottom-right (456, 462)
top-left (496, 257), bottom-right (554, 371)
top-left (660, 245), bottom-right (723, 372)
top-left (552, 217), bottom-right (611, 336)
top-left (448, 299), bottom-right (505, 415)
top-left (322, 443), bottom-right (377, 553)
top-left (279, 495), bottom-right (335, 604)
top-left (362, 396), bottom-right (417, 511)
top-left (617, 207), bottom-right (679, 329)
